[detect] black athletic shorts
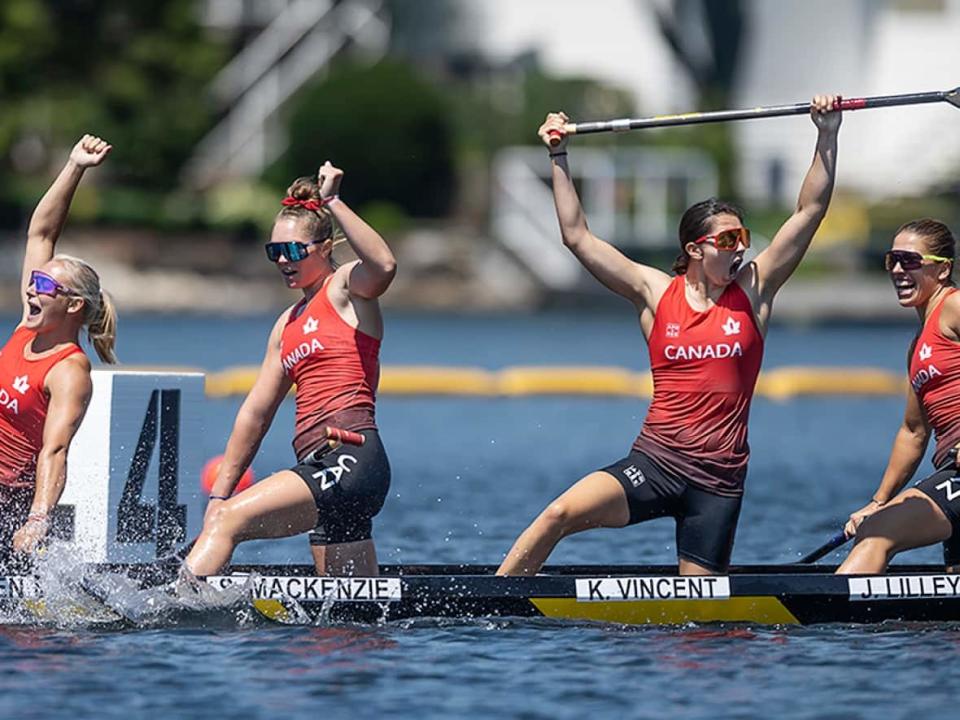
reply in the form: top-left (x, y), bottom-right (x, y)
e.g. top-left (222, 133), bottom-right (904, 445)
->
top-left (914, 450), bottom-right (960, 566)
top-left (290, 429), bottom-right (391, 546)
top-left (601, 451), bottom-right (742, 572)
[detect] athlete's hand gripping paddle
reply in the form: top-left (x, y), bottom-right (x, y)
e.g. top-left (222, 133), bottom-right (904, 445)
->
top-left (548, 85), bottom-right (960, 145)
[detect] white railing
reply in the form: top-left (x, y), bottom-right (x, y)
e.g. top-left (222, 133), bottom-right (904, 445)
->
top-left (185, 0), bottom-right (390, 188)
top-left (492, 147), bottom-right (717, 290)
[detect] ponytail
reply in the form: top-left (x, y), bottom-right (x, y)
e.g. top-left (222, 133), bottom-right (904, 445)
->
top-left (87, 289), bottom-right (118, 364)
top-left (53, 254), bottom-right (119, 364)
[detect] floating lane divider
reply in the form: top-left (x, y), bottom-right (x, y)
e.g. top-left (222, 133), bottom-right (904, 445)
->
top-left (203, 365), bottom-right (906, 399)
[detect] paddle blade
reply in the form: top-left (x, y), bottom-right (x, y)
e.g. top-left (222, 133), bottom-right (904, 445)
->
top-left (946, 87), bottom-right (960, 109)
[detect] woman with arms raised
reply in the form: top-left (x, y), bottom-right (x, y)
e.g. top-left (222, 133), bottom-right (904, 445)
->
top-left (0, 134), bottom-right (116, 562)
top-left (185, 162), bottom-right (396, 577)
top-left (498, 97), bottom-right (842, 576)
top-left (838, 220), bottom-right (960, 574)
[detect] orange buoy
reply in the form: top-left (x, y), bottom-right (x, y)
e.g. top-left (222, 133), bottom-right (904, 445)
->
top-left (200, 455), bottom-right (254, 496)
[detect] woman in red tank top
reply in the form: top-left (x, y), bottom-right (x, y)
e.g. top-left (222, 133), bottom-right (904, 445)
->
top-left (1, 134), bottom-right (118, 561)
top-left (838, 220), bottom-right (960, 574)
top-left (498, 97), bottom-right (843, 576)
top-left (185, 162), bottom-right (396, 577)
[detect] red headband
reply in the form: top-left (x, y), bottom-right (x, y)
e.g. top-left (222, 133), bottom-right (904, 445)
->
top-left (281, 196), bottom-right (331, 212)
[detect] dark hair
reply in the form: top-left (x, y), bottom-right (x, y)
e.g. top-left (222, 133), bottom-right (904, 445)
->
top-left (896, 218), bottom-right (955, 282)
top-left (672, 198), bottom-right (745, 275)
top-left (275, 176), bottom-right (335, 243)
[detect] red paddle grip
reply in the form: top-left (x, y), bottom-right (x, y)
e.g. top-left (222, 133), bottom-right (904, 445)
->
top-left (325, 426), bottom-right (365, 447)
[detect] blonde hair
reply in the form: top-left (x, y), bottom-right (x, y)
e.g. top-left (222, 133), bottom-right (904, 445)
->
top-left (53, 254), bottom-right (118, 364)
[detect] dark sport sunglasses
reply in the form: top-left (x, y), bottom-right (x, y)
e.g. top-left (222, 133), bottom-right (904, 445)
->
top-left (30, 270), bottom-right (76, 297)
top-left (693, 227), bottom-right (751, 251)
top-left (883, 249), bottom-right (952, 272)
top-left (264, 240), bottom-right (322, 262)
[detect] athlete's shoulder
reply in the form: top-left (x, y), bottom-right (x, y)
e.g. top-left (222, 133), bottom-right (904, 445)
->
top-left (45, 353), bottom-right (92, 396)
top-left (937, 288), bottom-right (960, 340)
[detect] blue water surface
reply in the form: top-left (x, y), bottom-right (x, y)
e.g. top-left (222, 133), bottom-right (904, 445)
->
top-left (0, 311), bottom-right (953, 719)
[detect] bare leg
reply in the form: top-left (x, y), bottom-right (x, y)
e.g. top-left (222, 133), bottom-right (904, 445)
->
top-left (836, 489), bottom-right (952, 574)
top-left (678, 558), bottom-right (716, 576)
top-left (186, 470), bottom-right (318, 576)
top-left (497, 471), bottom-right (630, 576)
top-left (311, 539), bottom-right (379, 576)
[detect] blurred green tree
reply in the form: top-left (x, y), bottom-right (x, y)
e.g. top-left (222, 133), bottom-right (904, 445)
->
top-left (0, 0), bottom-right (224, 189)
top-left (268, 59), bottom-right (456, 219)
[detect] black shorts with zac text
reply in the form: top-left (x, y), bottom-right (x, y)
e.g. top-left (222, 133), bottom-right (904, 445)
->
top-left (914, 455), bottom-right (960, 566)
top-left (290, 430), bottom-right (391, 546)
top-left (601, 451), bottom-right (742, 572)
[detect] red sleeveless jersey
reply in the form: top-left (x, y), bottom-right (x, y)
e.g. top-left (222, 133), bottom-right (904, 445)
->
top-left (0, 326), bottom-right (84, 487)
top-left (632, 276), bottom-right (764, 496)
top-left (280, 280), bottom-right (381, 459)
top-left (909, 289), bottom-right (960, 468)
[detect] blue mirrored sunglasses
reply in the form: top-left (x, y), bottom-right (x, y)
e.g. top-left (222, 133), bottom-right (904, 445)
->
top-left (30, 270), bottom-right (76, 297)
top-left (264, 241), bottom-right (320, 262)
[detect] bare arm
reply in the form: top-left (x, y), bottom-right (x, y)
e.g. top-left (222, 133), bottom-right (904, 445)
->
top-left (539, 113), bottom-right (671, 312)
top-left (317, 162), bottom-right (396, 300)
top-left (752, 96), bottom-right (841, 303)
top-left (12, 356), bottom-right (92, 554)
top-left (21, 135), bottom-right (111, 321)
top-left (208, 314), bottom-right (293, 499)
top-left (845, 381), bottom-right (930, 537)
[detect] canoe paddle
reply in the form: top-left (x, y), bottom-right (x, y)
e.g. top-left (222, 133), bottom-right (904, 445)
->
top-left (796, 530), bottom-right (851, 564)
top-left (549, 85), bottom-right (960, 144)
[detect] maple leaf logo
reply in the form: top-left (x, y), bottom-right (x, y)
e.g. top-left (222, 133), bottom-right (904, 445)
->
top-left (302, 316), bottom-right (319, 334)
top-left (919, 343), bottom-right (933, 362)
top-left (12, 375), bottom-right (29, 394)
top-left (721, 317), bottom-right (741, 336)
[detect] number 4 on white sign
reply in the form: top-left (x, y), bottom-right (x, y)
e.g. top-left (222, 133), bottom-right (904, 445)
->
top-left (116, 389), bottom-right (186, 556)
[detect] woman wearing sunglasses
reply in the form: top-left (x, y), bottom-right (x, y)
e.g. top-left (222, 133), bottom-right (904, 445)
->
top-left (498, 96), bottom-right (842, 576)
top-left (185, 161), bottom-right (396, 577)
top-left (0, 134), bottom-right (116, 562)
top-left (837, 220), bottom-right (960, 574)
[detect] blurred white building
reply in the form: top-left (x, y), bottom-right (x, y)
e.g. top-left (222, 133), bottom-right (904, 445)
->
top-left (471, 0), bottom-right (960, 204)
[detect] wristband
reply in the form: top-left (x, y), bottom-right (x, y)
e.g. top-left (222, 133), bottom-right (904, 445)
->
top-left (549, 151), bottom-right (568, 158)
top-left (27, 513), bottom-right (50, 524)
top-left (322, 195), bottom-right (341, 206)
top-left (208, 495), bottom-right (229, 501)
top-left (870, 497), bottom-right (887, 507)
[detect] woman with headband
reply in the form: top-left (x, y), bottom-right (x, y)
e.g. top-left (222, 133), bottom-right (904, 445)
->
top-left (185, 162), bottom-right (396, 577)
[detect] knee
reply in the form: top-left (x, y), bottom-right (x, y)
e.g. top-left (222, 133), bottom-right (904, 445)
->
top-left (852, 519), bottom-right (895, 555)
top-left (538, 502), bottom-right (570, 534)
top-left (203, 503), bottom-right (241, 540)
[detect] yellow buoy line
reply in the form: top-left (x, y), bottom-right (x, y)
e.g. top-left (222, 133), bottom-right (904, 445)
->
top-left (203, 365), bottom-right (907, 399)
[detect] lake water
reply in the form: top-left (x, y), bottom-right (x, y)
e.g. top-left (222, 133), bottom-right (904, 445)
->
top-left (0, 311), bottom-right (953, 719)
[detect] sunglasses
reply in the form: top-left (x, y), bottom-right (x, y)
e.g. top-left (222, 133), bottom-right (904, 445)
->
top-left (264, 241), bottom-right (321, 262)
top-left (883, 249), bottom-right (953, 272)
top-left (30, 270), bottom-right (76, 298)
top-left (693, 227), bottom-right (751, 251)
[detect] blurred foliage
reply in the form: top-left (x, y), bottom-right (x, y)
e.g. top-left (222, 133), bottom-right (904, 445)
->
top-left (267, 60), bottom-right (456, 219)
top-left (654, 0), bottom-right (746, 198)
top-left (0, 0), bottom-right (225, 191)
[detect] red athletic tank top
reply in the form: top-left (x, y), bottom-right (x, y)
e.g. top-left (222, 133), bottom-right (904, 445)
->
top-left (0, 326), bottom-right (84, 487)
top-left (279, 279), bottom-right (381, 459)
top-left (909, 289), bottom-right (960, 468)
top-left (632, 275), bottom-right (764, 496)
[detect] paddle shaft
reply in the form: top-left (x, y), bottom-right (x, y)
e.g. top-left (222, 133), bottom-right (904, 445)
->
top-left (554, 87), bottom-right (960, 141)
top-left (797, 530), bottom-right (850, 564)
